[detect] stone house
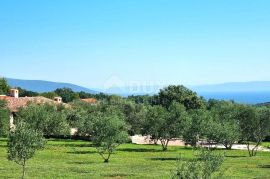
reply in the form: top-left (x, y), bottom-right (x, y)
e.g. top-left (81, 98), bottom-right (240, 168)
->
top-left (0, 89), bottom-right (64, 128)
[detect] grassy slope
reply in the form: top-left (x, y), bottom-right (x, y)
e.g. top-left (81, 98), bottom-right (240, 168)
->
top-left (0, 139), bottom-right (269, 179)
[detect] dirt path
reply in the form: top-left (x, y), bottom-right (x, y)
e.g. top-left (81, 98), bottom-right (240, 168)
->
top-left (130, 135), bottom-right (270, 152)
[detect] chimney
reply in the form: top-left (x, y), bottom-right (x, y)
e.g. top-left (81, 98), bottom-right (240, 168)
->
top-left (9, 89), bottom-right (19, 98)
top-left (54, 96), bottom-right (62, 103)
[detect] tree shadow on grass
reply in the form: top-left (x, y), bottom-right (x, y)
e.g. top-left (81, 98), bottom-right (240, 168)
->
top-left (149, 157), bottom-right (192, 161)
top-left (67, 161), bottom-right (95, 165)
top-left (225, 155), bottom-right (247, 158)
top-left (67, 150), bottom-right (97, 154)
top-left (69, 168), bottom-right (94, 174)
top-left (48, 143), bottom-right (93, 148)
top-left (258, 164), bottom-right (270, 169)
top-left (0, 144), bottom-right (6, 148)
top-left (103, 173), bottom-right (133, 178)
top-left (118, 148), bottom-right (163, 153)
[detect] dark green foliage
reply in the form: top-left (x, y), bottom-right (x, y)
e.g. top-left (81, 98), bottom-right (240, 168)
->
top-left (91, 96), bottom-right (146, 136)
top-left (39, 91), bottom-right (58, 99)
top-left (154, 85), bottom-right (206, 110)
top-left (0, 100), bottom-right (10, 136)
top-left (238, 106), bottom-right (270, 156)
top-left (65, 107), bottom-right (87, 129)
top-left (7, 122), bottom-right (45, 179)
top-left (122, 102), bottom-right (148, 135)
top-left (127, 95), bottom-right (153, 104)
top-left (78, 91), bottom-right (96, 99)
top-left (65, 100), bottom-right (94, 130)
top-left (143, 102), bottom-right (190, 151)
top-left (202, 116), bottom-right (222, 148)
top-left (143, 105), bottom-right (168, 146)
top-left (0, 78), bottom-right (9, 95)
top-left (17, 87), bottom-right (39, 97)
top-left (75, 110), bottom-right (96, 136)
top-left (183, 109), bottom-right (211, 147)
top-left (16, 104), bottom-right (70, 136)
top-left (54, 88), bottom-right (80, 103)
top-left (92, 113), bottom-right (129, 162)
top-left (71, 90), bottom-right (111, 101)
top-left (210, 101), bottom-right (241, 149)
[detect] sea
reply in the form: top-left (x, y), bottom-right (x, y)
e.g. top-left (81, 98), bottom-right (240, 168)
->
top-left (198, 91), bottom-right (270, 104)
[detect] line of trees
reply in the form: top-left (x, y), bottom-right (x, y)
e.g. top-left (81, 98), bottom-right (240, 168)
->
top-left (1, 83), bottom-right (270, 177)
top-left (1, 84), bottom-right (270, 154)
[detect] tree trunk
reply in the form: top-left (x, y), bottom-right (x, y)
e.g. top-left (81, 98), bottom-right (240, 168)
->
top-left (208, 140), bottom-right (213, 150)
top-left (247, 142), bottom-right (252, 157)
top-left (224, 143), bottom-right (233, 150)
top-left (251, 142), bottom-right (260, 157)
top-left (247, 141), bottom-right (261, 157)
top-left (161, 139), bottom-right (169, 151)
top-left (104, 153), bottom-right (111, 163)
top-left (22, 160), bottom-right (26, 179)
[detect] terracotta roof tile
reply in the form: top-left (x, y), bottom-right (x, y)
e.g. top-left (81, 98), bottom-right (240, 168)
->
top-left (81, 98), bottom-right (97, 103)
top-left (1, 96), bottom-right (67, 112)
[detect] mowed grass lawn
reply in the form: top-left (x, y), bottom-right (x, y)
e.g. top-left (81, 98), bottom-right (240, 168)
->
top-left (0, 139), bottom-right (269, 179)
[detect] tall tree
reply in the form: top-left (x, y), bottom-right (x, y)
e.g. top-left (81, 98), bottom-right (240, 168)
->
top-left (154, 85), bottom-right (205, 110)
top-left (210, 101), bottom-right (241, 150)
top-left (0, 78), bottom-right (9, 95)
top-left (142, 105), bottom-right (167, 146)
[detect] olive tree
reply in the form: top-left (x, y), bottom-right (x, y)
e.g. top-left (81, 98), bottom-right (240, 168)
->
top-left (201, 115), bottom-right (221, 149)
top-left (92, 113), bottom-right (129, 163)
top-left (210, 101), bottom-right (241, 150)
top-left (237, 105), bottom-right (270, 156)
top-left (143, 102), bottom-right (190, 151)
top-left (183, 109), bottom-right (211, 148)
top-left (142, 105), bottom-right (167, 146)
top-left (7, 122), bottom-right (45, 179)
top-left (122, 102), bottom-right (148, 136)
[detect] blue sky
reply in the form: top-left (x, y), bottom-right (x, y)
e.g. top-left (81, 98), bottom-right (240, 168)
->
top-left (0, 0), bottom-right (269, 89)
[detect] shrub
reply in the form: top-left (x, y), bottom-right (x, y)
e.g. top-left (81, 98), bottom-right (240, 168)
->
top-left (172, 149), bottom-right (225, 179)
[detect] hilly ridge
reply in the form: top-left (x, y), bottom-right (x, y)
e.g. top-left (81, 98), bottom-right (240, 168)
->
top-left (7, 78), bottom-right (98, 94)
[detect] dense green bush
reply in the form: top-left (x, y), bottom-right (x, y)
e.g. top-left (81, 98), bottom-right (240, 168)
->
top-left (172, 149), bottom-right (225, 179)
top-left (16, 103), bottom-right (70, 136)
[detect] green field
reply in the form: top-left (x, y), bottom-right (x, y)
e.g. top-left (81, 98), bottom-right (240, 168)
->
top-left (261, 142), bottom-right (270, 148)
top-left (0, 139), bottom-right (269, 179)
